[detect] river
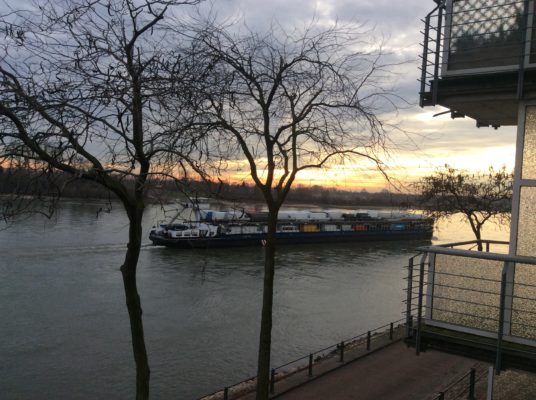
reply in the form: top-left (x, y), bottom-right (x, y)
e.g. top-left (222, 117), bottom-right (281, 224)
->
top-left (0, 200), bottom-right (510, 399)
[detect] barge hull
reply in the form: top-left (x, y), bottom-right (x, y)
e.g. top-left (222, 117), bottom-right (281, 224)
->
top-left (149, 230), bottom-right (433, 249)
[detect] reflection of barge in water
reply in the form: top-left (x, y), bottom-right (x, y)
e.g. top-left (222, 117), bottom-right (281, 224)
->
top-left (149, 209), bottom-right (434, 249)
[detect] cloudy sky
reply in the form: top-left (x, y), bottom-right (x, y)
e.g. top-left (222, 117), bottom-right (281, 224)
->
top-left (2, 0), bottom-right (518, 191)
top-left (197, 0), bottom-right (518, 190)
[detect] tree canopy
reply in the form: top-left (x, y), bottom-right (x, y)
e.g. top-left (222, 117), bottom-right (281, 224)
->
top-left (0, 1), bottom-right (203, 398)
top-left (189, 21), bottom-right (400, 399)
top-left (416, 165), bottom-right (513, 250)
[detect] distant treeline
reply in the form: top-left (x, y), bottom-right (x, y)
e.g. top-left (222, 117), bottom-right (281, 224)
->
top-left (0, 167), bottom-right (420, 208)
top-left (0, 167), bottom-right (117, 200)
top-left (202, 181), bottom-right (420, 208)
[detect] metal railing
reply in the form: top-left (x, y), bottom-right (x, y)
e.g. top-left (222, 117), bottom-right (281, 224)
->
top-left (432, 366), bottom-right (487, 400)
top-left (419, 0), bottom-right (534, 107)
top-left (199, 319), bottom-right (406, 400)
top-left (406, 239), bottom-right (536, 372)
top-left (419, 0), bottom-right (446, 107)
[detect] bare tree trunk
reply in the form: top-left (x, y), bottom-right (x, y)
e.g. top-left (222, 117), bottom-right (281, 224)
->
top-left (256, 210), bottom-right (278, 400)
top-left (468, 215), bottom-right (483, 251)
top-left (121, 205), bottom-right (150, 400)
top-left (475, 229), bottom-right (483, 251)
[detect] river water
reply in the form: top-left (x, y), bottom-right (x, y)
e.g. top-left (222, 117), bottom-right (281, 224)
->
top-left (0, 200), bottom-right (509, 399)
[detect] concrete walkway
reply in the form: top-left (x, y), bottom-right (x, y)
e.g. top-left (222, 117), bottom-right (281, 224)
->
top-left (276, 341), bottom-right (480, 400)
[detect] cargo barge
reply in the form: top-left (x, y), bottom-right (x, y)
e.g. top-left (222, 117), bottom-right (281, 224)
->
top-left (149, 209), bottom-right (434, 249)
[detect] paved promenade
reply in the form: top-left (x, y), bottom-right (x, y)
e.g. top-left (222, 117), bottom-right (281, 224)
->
top-left (276, 341), bottom-right (479, 400)
top-left (224, 338), bottom-right (536, 400)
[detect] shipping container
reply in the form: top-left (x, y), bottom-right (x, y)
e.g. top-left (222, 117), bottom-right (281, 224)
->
top-left (322, 224), bottom-right (339, 232)
top-left (301, 224), bottom-right (320, 232)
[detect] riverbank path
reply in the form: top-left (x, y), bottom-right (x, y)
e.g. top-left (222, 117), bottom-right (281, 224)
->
top-left (275, 341), bottom-right (479, 400)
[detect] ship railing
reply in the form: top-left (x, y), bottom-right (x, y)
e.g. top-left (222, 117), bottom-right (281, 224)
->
top-left (405, 239), bottom-right (536, 372)
top-left (198, 318), bottom-right (408, 400)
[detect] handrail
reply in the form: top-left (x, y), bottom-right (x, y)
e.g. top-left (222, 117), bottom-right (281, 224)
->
top-left (431, 239), bottom-right (508, 248)
top-left (416, 244), bottom-right (536, 264)
top-left (407, 238), bottom-right (536, 373)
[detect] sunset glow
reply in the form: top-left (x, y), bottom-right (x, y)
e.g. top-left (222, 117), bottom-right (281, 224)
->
top-left (216, 115), bottom-right (517, 192)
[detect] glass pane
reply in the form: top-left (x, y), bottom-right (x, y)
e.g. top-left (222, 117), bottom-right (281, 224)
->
top-left (512, 263), bottom-right (536, 340)
top-left (432, 254), bottom-right (502, 332)
top-left (516, 187), bottom-right (536, 256)
top-left (522, 107), bottom-right (536, 179)
top-left (448, 0), bottom-right (523, 71)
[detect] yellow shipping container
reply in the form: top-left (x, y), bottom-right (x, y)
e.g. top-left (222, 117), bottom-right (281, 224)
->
top-left (301, 224), bottom-right (320, 232)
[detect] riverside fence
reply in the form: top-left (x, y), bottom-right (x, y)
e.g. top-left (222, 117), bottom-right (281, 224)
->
top-left (199, 318), bottom-right (407, 400)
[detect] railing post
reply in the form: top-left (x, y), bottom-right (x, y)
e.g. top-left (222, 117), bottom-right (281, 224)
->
top-left (223, 387), bottom-right (229, 400)
top-left (416, 252), bottom-right (428, 355)
top-left (366, 331), bottom-right (371, 351)
top-left (270, 368), bottom-right (275, 394)
top-left (503, 261), bottom-right (515, 338)
top-left (425, 252), bottom-right (436, 320)
top-left (487, 366), bottom-right (494, 399)
top-left (468, 367), bottom-right (476, 400)
top-left (339, 341), bottom-right (345, 362)
top-left (420, 13), bottom-right (432, 107)
top-left (406, 256), bottom-right (415, 338)
top-left (389, 322), bottom-right (394, 340)
top-left (517, 0), bottom-right (531, 98)
top-left (308, 353), bottom-right (313, 377)
top-left (496, 269), bottom-right (507, 374)
top-left (432, 1), bottom-right (444, 105)
top-left (486, 241), bottom-right (490, 252)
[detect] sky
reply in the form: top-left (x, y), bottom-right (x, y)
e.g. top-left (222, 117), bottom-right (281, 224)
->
top-left (196, 0), bottom-right (518, 191)
top-left (1, 0), bottom-right (518, 192)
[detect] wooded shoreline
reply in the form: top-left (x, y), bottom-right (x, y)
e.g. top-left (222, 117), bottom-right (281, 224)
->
top-left (0, 167), bottom-right (421, 208)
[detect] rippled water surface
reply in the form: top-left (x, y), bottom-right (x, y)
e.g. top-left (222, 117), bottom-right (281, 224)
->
top-left (0, 201), bottom-right (509, 399)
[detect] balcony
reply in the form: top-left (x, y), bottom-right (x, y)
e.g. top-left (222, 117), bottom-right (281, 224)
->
top-left (447, 0), bottom-right (526, 72)
top-left (406, 240), bottom-right (536, 373)
top-left (420, 0), bottom-right (536, 126)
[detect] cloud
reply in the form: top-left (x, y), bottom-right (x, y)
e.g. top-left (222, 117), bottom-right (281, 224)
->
top-left (209, 0), bottom-right (433, 34)
top-left (5, 0), bottom-right (517, 189)
top-left (202, 0), bottom-right (519, 187)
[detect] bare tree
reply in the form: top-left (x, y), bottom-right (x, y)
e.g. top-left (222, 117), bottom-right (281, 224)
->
top-left (190, 22), bottom-right (399, 399)
top-left (0, 1), bottom-right (203, 398)
top-left (416, 165), bottom-right (513, 251)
